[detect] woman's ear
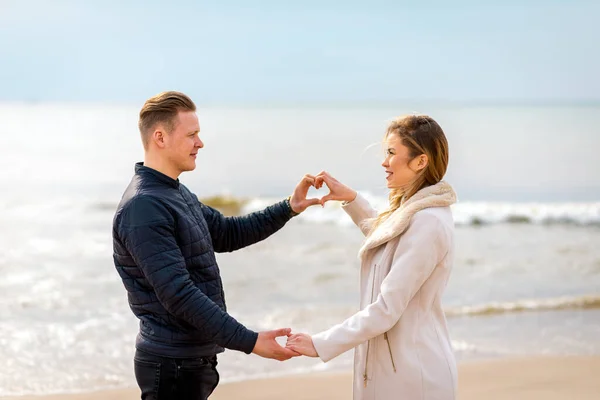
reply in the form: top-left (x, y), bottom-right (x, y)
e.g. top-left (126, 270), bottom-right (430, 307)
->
top-left (411, 154), bottom-right (428, 172)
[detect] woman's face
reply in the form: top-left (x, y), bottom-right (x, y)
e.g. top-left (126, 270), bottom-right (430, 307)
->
top-left (381, 134), bottom-right (427, 189)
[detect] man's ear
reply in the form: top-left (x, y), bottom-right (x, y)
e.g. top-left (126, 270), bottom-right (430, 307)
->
top-left (151, 127), bottom-right (167, 148)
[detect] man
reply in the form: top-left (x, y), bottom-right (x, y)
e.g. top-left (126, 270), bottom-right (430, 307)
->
top-left (112, 91), bottom-right (320, 400)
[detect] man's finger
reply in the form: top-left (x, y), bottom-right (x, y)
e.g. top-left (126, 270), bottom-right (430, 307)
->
top-left (302, 176), bottom-right (316, 186)
top-left (286, 345), bottom-right (301, 354)
top-left (281, 346), bottom-right (301, 357)
top-left (306, 198), bottom-right (321, 207)
top-left (272, 328), bottom-right (292, 337)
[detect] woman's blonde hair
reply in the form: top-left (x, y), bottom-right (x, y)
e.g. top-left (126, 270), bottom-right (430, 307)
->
top-left (370, 114), bottom-right (449, 232)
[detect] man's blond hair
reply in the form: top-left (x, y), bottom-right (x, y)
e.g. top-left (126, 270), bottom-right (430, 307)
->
top-left (138, 91), bottom-right (196, 149)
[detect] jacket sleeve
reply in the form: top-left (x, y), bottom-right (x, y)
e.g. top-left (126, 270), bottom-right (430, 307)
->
top-left (117, 195), bottom-right (258, 354)
top-left (311, 212), bottom-right (448, 362)
top-left (200, 199), bottom-right (294, 253)
top-left (341, 193), bottom-right (378, 236)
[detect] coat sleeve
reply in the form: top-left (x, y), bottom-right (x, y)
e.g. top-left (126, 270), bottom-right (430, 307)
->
top-left (341, 193), bottom-right (378, 236)
top-left (312, 212), bottom-right (448, 362)
top-left (117, 195), bottom-right (258, 354)
top-left (200, 199), bottom-right (293, 253)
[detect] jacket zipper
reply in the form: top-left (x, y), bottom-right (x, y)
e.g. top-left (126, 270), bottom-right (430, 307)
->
top-left (364, 263), bottom-right (378, 387)
top-left (384, 332), bottom-right (397, 372)
top-left (363, 260), bottom-right (398, 388)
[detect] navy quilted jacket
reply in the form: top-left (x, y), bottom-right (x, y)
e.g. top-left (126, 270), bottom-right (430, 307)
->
top-left (112, 163), bottom-right (295, 358)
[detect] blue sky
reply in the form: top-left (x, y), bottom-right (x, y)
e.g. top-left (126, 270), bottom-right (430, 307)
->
top-left (1, 0), bottom-right (599, 103)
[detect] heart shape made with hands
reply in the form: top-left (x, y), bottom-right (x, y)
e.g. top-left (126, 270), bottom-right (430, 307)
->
top-left (299, 181), bottom-right (327, 207)
top-left (293, 172), bottom-right (347, 212)
top-left (313, 176), bottom-right (329, 204)
top-left (312, 174), bottom-right (337, 206)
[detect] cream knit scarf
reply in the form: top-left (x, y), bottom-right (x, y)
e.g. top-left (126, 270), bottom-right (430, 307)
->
top-left (358, 181), bottom-right (457, 260)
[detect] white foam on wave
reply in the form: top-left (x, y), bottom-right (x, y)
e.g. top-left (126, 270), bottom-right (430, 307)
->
top-left (4, 192), bottom-right (598, 230)
top-left (444, 294), bottom-right (600, 317)
top-left (452, 201), bottom-right (600, 225)
top-left (243, 193), bottom-right (600, 226)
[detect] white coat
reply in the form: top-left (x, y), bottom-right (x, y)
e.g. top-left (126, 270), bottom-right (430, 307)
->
top-left (312, 182), bottom-right (457, 400)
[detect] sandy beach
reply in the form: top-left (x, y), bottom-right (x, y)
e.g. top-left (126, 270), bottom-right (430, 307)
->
top-left (2, 356), bottom-right (598, 400)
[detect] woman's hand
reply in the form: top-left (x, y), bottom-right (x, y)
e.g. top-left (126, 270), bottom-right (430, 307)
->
top-left (315, 171), bottom-right (357, 205)
top-left (286, 333), bottom-right (319, 358)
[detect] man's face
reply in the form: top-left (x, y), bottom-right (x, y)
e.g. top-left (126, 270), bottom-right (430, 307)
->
top-left (163, 111), bottom-right (203, 174)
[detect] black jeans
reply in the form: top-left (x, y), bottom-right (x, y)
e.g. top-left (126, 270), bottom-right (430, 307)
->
top-left (134, 349), bottom-right (220, 400)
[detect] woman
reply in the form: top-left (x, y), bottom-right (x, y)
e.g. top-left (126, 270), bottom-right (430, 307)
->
top-left (286, 115), bottom-right (458, 400)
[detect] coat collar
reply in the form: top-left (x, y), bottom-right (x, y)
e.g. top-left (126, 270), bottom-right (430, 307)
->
top-left (358, 181), bottom-right (456, 259)
top-left (135, 162), bottom-right (180, 189)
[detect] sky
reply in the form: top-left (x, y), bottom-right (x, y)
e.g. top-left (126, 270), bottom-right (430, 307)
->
top-left (0, 0), bottom-right (599, 103)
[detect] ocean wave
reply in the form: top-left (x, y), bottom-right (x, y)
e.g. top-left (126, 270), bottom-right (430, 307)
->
top-left (28, 193), bottom-right (600, 227)
top-left (242, 193), bottom-right (600, 227)
top-left (451, 201), bottom-right (600, 226)
top-left (444, 295), bottom-right (600, 317)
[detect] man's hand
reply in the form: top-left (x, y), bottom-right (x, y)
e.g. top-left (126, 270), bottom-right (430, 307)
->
top-left (285, 333), bottom-right (318, 358)
top-left (252, 328), bottom-right (300, 361)
top-left (289, 174), bottom-right (321, 214)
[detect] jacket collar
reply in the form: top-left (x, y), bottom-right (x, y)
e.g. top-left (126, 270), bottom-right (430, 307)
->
top-left (135, 162), bottom-right (180, 189)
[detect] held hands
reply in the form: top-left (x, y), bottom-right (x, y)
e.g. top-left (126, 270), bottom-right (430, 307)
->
top-left (289, 171), bottom-right (357, 214)
top-left (251, 329), bottom-right (318, 361)
top-left (285, 333), bottom-right (319, 357)
top-left (252, 328), bottom-right (300, 361)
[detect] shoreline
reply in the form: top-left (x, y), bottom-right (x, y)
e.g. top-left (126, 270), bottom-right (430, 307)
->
top-left (2, 356), bottom-right (599, 400)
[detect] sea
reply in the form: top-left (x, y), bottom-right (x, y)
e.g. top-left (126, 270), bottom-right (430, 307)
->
top-left (0, 102), bottom-right (599, 395)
